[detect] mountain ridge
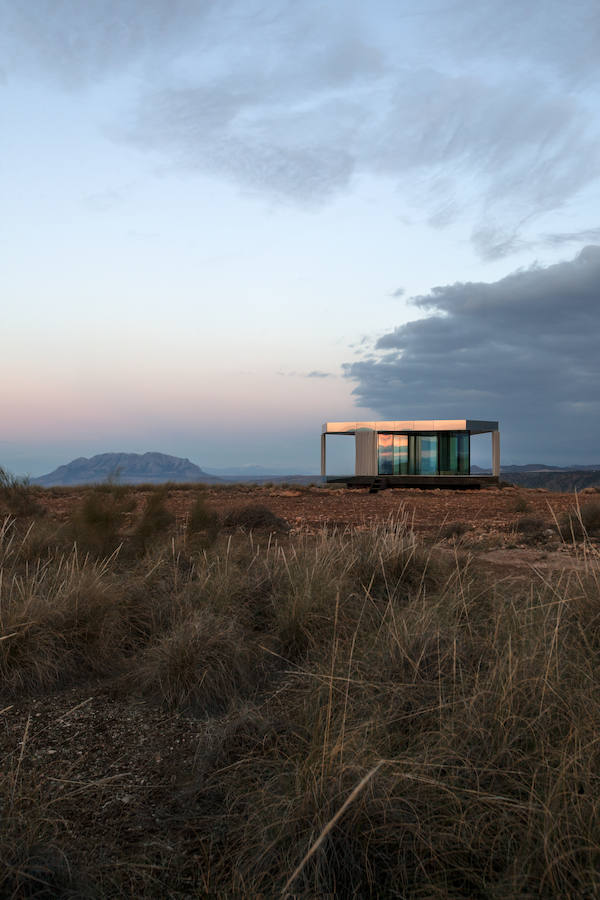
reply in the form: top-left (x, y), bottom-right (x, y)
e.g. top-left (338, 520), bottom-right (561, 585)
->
top-left (32, 452), bottom-right (222, 487)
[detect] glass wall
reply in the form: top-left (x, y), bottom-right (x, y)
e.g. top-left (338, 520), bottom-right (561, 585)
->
top-left (377, 434), bottom-right (394, 475)
top-left (457, 433), bottom-right (469, 474)
top-left (378, 434), bottom-right (409, 475)
top-left (416, 435), bottom-right (438, 474)
top-left (393, 434), bottom-right (408, 474)
top-left (378, 432), bottom-right (469, 475)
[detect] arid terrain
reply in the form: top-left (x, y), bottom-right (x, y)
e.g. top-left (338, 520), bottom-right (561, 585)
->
top-left (1, 481), bottom-right (599, 897)
top-left (36, 481), bottom-right (596, 574)
top-left (37, 479), bottom-right (583, 535)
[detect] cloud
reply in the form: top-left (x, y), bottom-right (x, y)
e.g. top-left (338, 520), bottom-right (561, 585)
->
top-left (344, 246), bottom-right (600, 464)
top-left (390, 287), bottom-right (405, 298)
top-left (0, 0), bottom-right (213, 87)
top-left (2, 0), bottom-right (600, 253)
top-left (542, 227), bottom-right (600, 246)
top-left (128, 57), bottom-right (600, 225)
top-left (278, 369), bottom-right (334, 378)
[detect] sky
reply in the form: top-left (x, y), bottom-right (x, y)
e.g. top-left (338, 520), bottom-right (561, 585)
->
top-left (1, 0), bottom-right (599, 475)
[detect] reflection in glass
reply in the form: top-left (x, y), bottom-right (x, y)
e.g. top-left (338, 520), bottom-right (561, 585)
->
top-left (378, 431), bottom-right (470, 476)
top-left (378, 433), bottom-right (393, 474)
top-left (439, 433), bottom-right (456, 474)
top-left (457, 432), bottom-right (470, 474)
top-left (417, 435), bottom-right (438, 474)
top-left (393, 434), bottom-right (408, 474)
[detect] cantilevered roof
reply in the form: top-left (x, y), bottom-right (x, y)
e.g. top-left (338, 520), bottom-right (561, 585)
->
top-left (322, 420), bottom-right (498, 435)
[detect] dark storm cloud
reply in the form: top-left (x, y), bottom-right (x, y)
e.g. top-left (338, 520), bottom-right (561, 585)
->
top-left (2, 0), bottom-right (599, 254)
top-left (344, 246), bottom-right (600, 463)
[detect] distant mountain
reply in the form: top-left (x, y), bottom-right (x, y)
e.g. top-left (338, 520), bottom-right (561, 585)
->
top-left (471, 462), bottom-right (600, 490)
top-left (33, 452), bottom-right (222, 487)
top-left (503, 470), bottom-right (600, 492)
top-left (472, 463), bottom-right (600, 474)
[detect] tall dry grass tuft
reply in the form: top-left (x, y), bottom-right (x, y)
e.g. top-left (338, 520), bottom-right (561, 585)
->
top-left (135, 610), bottom-right (262, 714)
top-left (0, 517), bottom-right (175, 695)
top-left (560, 496), bottom-right (600, 541)
top-left (133, 488), bottom-right (174, 553)
top-left (69, 485), bottom-right (135, 556)
top-left (186, 493), bottom-right (220, 547)
top-left (0, 466), bottom-right (45, 518)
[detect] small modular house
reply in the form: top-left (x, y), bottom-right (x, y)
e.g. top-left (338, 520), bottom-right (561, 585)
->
top-left (321, 420), bottom-right (500, 488)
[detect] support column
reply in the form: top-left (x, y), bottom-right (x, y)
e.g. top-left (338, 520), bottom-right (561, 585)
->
top-left (321, 432), bottom-right (327, 478)
top-left (492, 430), bottom-right (500, 478)
top-left (355, 428), bottom-right (378, 476)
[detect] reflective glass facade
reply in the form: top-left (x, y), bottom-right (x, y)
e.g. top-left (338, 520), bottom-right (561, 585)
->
top-left (378, 434), bottom-right (393, 474)
top-left (378, 431), bottom-right (470, 475)
top-left (377, 434), bottom-right (409, 475)
top-left (438, 432), bottom-right (470, 475)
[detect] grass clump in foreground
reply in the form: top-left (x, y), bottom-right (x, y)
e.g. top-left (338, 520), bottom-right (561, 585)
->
top-left (0, 503), bottom-right (599, 897)
top-left (0, 466), bottom-right (44, 517)
top-left (560, 497), bottom-right (600, 540)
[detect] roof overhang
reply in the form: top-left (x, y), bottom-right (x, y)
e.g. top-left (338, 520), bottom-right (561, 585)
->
top-left (322, 420), bottom-right (498, 436)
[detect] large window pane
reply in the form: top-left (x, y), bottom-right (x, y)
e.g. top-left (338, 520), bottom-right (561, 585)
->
top-left (439, 433), bottom-right (458, 474)
top-left (378, 434), bottom-right (393, 474)
top-left (439, 432), bottom-right (470, 474)
top-left (417, 435), bottom-right (438, 474)
top-left (393, 434), bottom-right (408, 474)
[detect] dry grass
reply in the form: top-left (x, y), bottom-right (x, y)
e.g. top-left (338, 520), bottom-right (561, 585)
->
top-left (560, 497), bottom-right (600, 541)
top-left (223, 502), bottom-right (290, 532)
top-left (133, 488), bottom-right (175, 552)
top-left (68, 484), bottom-right (136, 556)
top-left (1, 493), bottom-right (599, 897)
top-left (0, 467), bottom-right (45, 518)
top-left (186, 493), bottom-right (220, 547)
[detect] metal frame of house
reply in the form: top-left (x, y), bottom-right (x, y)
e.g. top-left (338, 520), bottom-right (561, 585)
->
top-left (321, 419), bottom-right (500, 490)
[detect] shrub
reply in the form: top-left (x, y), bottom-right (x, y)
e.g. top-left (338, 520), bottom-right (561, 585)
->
top-left (0, 467), bottom-right (44, 517)
top-left (516, 515), bottom-right (547, 534)
top-left (440, 521), bottom-right (468, 540)
top-left (512, 494), bottom-right (530, 513)
top-left (135, 610), bottom-right (260, 714)
top-left (133, 489), bottom-right (174, 551)
top-left (559, 498), bottom-right (600, 540)
top-left (187, 494), bottom-right (220, 547)
top-left (581, 499), bottom-right (600, 533)
top-left (223, 503), bottom-right (289, 532)
top-left (0, 559), bottom-right (143, 695)
top-left (70, 486), bottom-right (135, 555)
